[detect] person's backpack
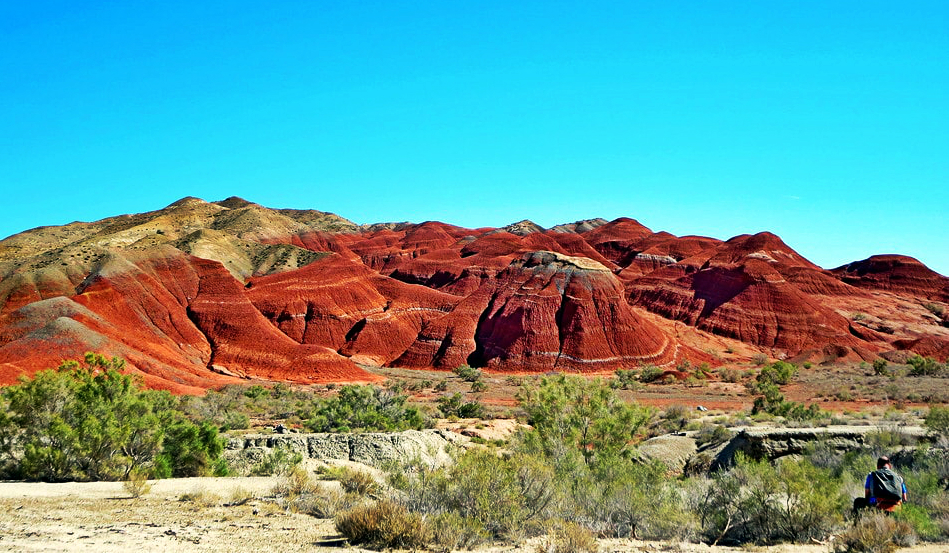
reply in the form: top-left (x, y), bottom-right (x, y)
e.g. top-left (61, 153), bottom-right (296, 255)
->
top-left (870, 468), bottom-right (903, 501)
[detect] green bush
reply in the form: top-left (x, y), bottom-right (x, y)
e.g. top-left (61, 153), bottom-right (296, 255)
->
top-left (757, 361), bottom-right (797, 385)
top-left (516, 374), bottom-right (653, 468)
top-left (388, 449), bottom-right (555, 540)
top-left (305, 385), bottom-right (427, 433)
top-left (656, 404), bottom-right (693, 434)
top-left (612, 369), bottom-right (638, 389)
top-left (577, 458), bottom-right (693, 539)
top-left (693, 423), bottom-right (733, 448)
top-left (249, 446), bottom-right (302, 477)
top-left (924, 405), bottom-right (949, 440)
top-left (0, 353), bottom-right (226, 481)
top-left (154, 418), bottom-right (227, 478)
top-left (872, 358), bottom-right (889, 376)
top-left (637, 365), bottom-right (664, 383)
top-left (293, 487), bottom-right (360, 518)
top-left (437, 393), bottom-right (486, 419)
top-left (907, 355), bottom-right (947, 377)
top-left (335, 500), bottom-right (431, 549)
top-left (695, 454), bottom-right (846, 545)
top-left (894, 504), bottom-right (940, 542)
top-left (453, 364), bottom-right (482, 382)
top-left (748, 363), bottom-right (821, 421)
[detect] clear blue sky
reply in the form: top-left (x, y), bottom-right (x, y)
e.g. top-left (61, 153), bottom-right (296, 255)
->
top-left (2, 1), bottom-right (947, 274)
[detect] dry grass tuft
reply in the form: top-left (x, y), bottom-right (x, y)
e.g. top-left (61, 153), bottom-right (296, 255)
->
top-left (123, 470), bottom-right (151, 498)
top-left (833, 513), bottom-right (915, 553)
top-left (335, 499), bottom-right (430, 549)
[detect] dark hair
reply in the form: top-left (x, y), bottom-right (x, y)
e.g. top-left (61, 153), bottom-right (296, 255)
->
top-left (877, 456), bottom-right (890, 469)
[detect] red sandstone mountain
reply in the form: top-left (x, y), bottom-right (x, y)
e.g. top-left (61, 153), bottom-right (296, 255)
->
top-left (0, 197), bottom-right (945, 393)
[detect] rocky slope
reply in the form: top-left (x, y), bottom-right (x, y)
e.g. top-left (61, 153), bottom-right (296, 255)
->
top-left (0, 197), bottom-right (946, 392)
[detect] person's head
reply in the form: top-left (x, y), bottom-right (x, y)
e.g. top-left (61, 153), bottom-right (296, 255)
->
top-left (877, 456), bottom-right (891, 469)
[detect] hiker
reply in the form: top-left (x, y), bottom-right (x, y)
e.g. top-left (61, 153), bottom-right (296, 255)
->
top-left (853, 455), bottom-right (907, 514)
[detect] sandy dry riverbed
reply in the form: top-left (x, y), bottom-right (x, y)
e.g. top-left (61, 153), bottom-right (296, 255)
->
top-left (0, 477), bottom-right (944, 552)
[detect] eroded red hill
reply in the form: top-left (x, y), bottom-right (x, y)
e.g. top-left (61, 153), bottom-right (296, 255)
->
top-left (0, 198), bottom-right (946, 392)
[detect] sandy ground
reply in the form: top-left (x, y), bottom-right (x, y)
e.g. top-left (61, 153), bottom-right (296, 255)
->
top-left (0, 478), bottom-right (945, 552)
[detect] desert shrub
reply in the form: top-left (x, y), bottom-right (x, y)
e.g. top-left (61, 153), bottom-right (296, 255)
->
top-left (538, 520), bottom-right (598, 553)
top-left (436, 393), bottom-right (487, 419)
top-left (271, 465), bottom-right (317, 497)
top-left (335, 499), bottom-right (431, 549)
top-left (748, 364), bottom-right (821, 421)
top-left (294, 486), bottom-right (361, 518)
top-left (271, 466), bottom-right (364, 515)
top-left (516, 374), bottom-right (653, 469)
top-left (154, 418), bottom-right (227, 478)
top-left (250, 447), bottom-right (302, 476)
top-left (388, 449), bottom-right (555, 540)
top-left (123, 468), bottom-right (151, 498)
top-left (752, 353), bottom-right (769, 366)
top-left (243, 384), bottom-right (269, 400)
top-left (925, 404), bottom-right (949, 440)
top-left (894, 504), bottom-right (940, 542)
top-left (717, 367), bottom-right (743, 383)
top-left (0, 354), bottom-right (164, 481)
top-left (179, 488), bottom-right (221, 507)
top-left (178, 383), bottom-right (298, 432)
top-left (694, 424), bottom-right (734, 448)
top-left (833, 512), bottom-right (914, 553)
top-left (862, 427), bottom-right (917, 460)
top-left (750, 381), bottom-right (822, 421)
top-left (637, 365), bottom-right (664, 383)
top-left (439, 450), bottom-right (553, 538)
top-left (304, 385), bottom-right (427, 433)
top-left (612, 369), bottom-right (639, 390)
top-left (470, 380), bottom-right (488, 393)
top-left (453, 364), bottom-right (482, 382)
top-left (430, 511), bottom-right (489, 551)
top-left (655, 404), bottom-right (693, 434)
top-left (907, 355), bottom-right (947, 377)
top-left (339, 468), bottom-right (381, 496)
top-left (226, 487), bottom-right (255, 506)
top-left (219, 410), bottom-right (249, 431)
top-left (575, 458), bottom-right (693, 539)
top-left (695, 454), bottom-right (846, 545)
top-left (872, 358), bottom-right (890, 376)
top-left (0, 353), bottom-right (226, 482)
top-left (757, 361), bottom-right (797, 385)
